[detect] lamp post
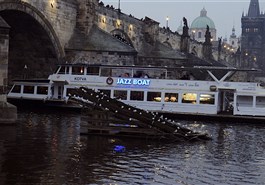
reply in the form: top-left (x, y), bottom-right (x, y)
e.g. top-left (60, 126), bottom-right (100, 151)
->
top-left (166, 16), bottom-right (169, 29)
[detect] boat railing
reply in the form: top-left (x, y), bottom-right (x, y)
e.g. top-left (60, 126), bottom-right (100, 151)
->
top-left (55, 64), bottom-right (258, 82)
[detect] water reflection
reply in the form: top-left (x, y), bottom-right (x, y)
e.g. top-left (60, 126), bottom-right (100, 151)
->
top-left (0, 110), bottom-right (265, 184)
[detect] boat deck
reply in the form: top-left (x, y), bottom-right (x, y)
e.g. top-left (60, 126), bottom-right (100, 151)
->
top-left (163, 112), bottom-right (265, 124)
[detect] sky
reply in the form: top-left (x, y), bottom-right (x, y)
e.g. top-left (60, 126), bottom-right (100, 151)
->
top-left (102, 0), bottom-right (265, 39)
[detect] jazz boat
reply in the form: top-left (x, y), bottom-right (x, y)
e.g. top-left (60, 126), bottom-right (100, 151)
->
top-left (7, 63), bottom-right (265, 118)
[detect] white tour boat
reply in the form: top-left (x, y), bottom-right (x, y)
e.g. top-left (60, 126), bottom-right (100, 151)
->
top-left (7, 63), bottom-right (265, 117)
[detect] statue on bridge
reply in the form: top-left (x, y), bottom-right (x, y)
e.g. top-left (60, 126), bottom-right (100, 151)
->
top-left (203, 25), bottom-right (213, 59)
top-left (204, 25), bottom-right (212, 45)
top-left (182, 17), bottom-right (189, 37)
top-left (181, 17), bottom-right (190, 52)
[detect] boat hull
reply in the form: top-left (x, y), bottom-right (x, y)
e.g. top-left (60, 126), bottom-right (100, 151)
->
top-left (7, 98), bottom-right (83, 111)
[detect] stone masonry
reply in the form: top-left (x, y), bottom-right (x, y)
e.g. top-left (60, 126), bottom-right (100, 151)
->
top-left (0, 0), bottom-right (236, 82)
top-left (0, 15), bottom-right (9, 101)
top-left (0, 15), bottom-right (16, 123)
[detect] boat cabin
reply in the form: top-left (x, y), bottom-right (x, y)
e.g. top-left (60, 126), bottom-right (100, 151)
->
top-left (8, 63), bottom-right (265, 117)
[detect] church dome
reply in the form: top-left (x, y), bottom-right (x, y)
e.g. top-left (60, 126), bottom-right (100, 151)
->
top-left (190, 8), bottom-right (215, 29)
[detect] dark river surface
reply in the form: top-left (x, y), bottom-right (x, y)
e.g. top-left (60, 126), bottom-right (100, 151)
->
top-left (1, 109), bottom-right (265, 185)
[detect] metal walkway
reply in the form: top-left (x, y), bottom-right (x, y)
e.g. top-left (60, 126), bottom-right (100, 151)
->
top-left (70, 87), bottom-right (211, 141)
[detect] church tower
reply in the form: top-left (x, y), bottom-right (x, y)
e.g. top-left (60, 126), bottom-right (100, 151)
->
top-left (241, 0), bottom-right (265, 71)
top-left (229, 26), bottom-right (239, 51)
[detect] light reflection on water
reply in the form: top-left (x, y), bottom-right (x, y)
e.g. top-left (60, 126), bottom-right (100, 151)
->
top-left (0, 110), bottom-right (265, 184)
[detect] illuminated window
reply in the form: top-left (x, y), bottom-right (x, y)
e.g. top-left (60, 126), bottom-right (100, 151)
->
top-left (147, 92), bottom-right (161, 102)
top-left (182, 93), bottom-right (197, 104)
top-left (114, 90), bottom-right (127, 100)
top-left (165, 93), bottom-right (178, 102)
top-left (254, 28), bottom-right (259, 32)
top-left (11, 85), bottom-right (21, 93)
top-left (246, 28), bottom-right (250, 32)
top-left (130, 91), bottom-right (144, 101)
top-left (72, 67), bottom-right (84, 75)
top-left (199, 94), bottom-right (215, 104)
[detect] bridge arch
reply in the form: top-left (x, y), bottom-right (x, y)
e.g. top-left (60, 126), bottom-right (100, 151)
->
top-left (0, 1), bottom-right (64, 81)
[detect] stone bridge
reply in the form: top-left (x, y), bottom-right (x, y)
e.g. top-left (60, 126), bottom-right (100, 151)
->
top-left (0, 0), bottom-right (237, 101)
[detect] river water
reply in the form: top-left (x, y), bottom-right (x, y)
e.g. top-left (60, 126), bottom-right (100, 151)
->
top-left (0, 109), bottom-right (265, 185)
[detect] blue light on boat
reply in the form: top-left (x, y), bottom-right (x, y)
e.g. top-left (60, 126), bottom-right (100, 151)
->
top-left (114, 145), bottom-right (125, 153)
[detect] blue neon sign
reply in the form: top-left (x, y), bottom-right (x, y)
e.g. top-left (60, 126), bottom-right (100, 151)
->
top-left (117, 78), bottom-right (151, 86)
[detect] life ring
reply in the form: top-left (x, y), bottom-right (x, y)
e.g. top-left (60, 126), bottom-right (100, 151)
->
top-left (106, 77), bottom-right (114, 85)
top-left (210, 85), bottom-right (217, 91)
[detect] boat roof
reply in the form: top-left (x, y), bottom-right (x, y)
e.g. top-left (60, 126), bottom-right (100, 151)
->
top-left (12, 79), bottom-right (50, 83)
top-left (57, 63), bottom-right (259, 72)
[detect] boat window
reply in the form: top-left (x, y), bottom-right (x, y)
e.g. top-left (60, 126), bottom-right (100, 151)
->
top-left (237, 95), bottom-right (253, 107)
top-left (66, 67), bottom-right (70, 74)
top-left (37, 86), bottom-right (48, 95)
top-left (72, 66), bottom-right (84, 75)
top-left (199, 94), bottom-right (215, 105)
top-left (11, 85), bottom-right (21, 93)
top-left (256, 96), bottom-right (265, 108)
top-left (101, 68), bottom-right (112, 77)
top-left (87, 67), bottom-right (99, 75)
top-left (55, 66), bottom-right (60, 73)
top-left (182, 93), bottom-right (197, 104)
top-left (111, 68), bottom-right (132, 77)
top-left (58, 66), bottom-right (66, 74)
top-left (23, 86), bottom-right (34, 94)
top-left (134, 70), bottom-right (150, 78)
top-left (98, 89), bottom-right (111, 97)
top-left (147, 92), bottom-right (161, 102)
top-left (165, 93), bottom-right (178, 102)
top-left (114, 90), bottom-right (127, 100)
top-left (130, 91), bottom-right (144, 101)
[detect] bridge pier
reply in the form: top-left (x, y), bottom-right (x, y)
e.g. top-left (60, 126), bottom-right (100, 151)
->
top-left (0, 16), bottom-right (17, 124)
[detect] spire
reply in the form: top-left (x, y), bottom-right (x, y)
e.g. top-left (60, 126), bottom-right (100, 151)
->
top-left (200, 7), bottom-right (207, 17)
top-left (248, 0), bottom-right (260, 17)
top-left (230, 25), bottom-right (236, 38)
